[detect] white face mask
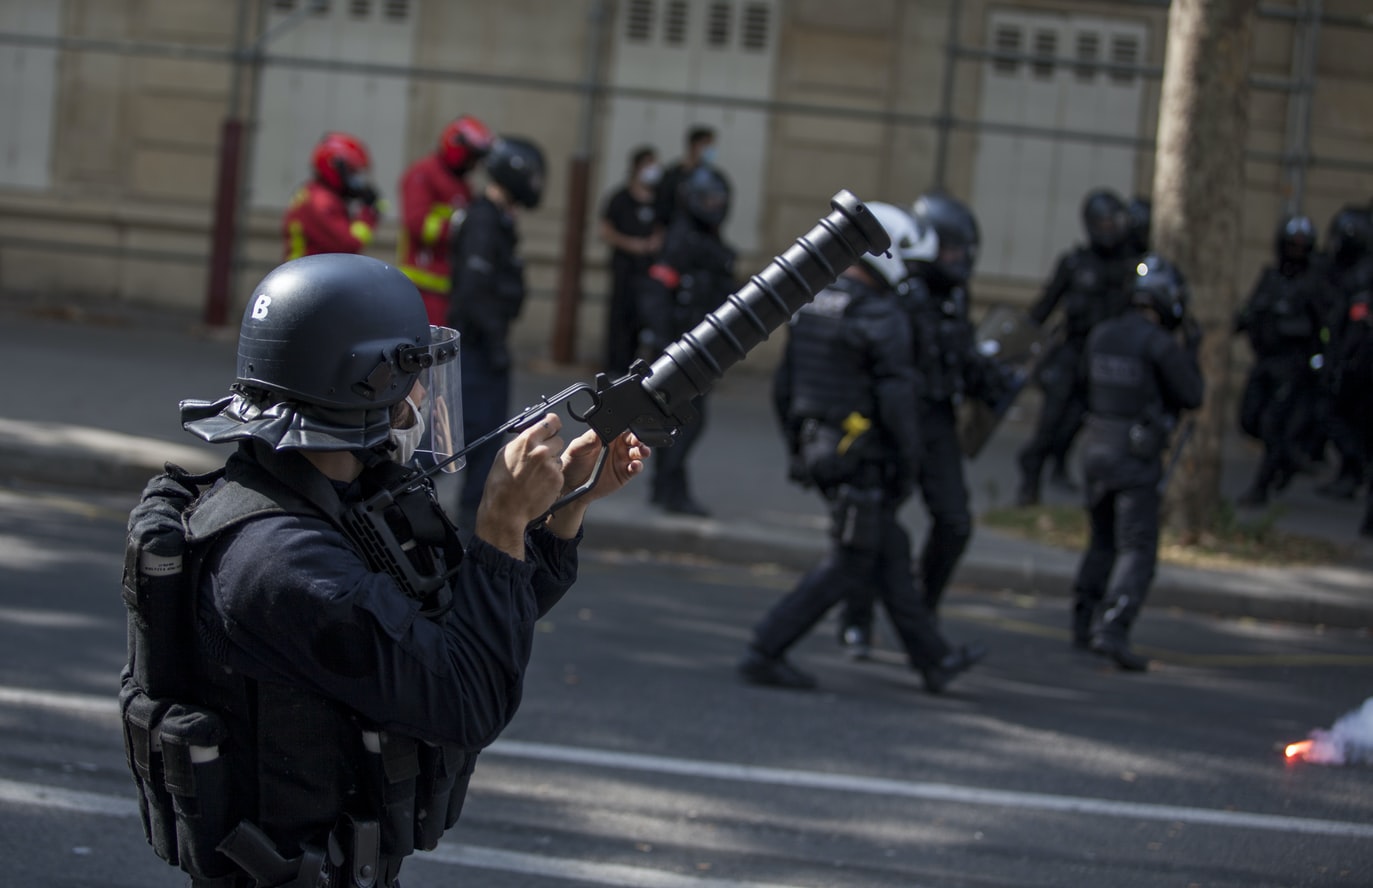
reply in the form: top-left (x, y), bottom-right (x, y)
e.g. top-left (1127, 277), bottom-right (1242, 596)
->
top-left (638, 163), bottom-right (662, 186)
top-left (388, 396), bottom-right (426, 465)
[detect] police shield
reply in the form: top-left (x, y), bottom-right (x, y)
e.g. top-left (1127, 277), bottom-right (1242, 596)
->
top-left (958, 305), bottom-right (1048, 458)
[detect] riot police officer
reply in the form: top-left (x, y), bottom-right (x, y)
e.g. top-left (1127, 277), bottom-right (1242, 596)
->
top-left (636, 164), bottom-right (738, 516)
top-left (136, 253), bottom-right (647, 886)
top-left (1233, 214), bottom-right (1326, 506)
top-left (1071, 255), bottom-right (1203, 671)
top-left (836, 195), bottom-right (1007, 657)
top-left (1017, 188), bottom-right (1136, 506)
top-left (447, 136), bottom-right (546, 531)
top-left (739, 203), bottom-right (985, 694)
top-left (1315, 206), bottom-right (1373, 500)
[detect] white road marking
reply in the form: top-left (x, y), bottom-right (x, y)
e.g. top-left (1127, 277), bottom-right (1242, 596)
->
top-left (485, 740), bottom-right (1373, 840)
top-left (4, 686), bottom-right (1371, 842)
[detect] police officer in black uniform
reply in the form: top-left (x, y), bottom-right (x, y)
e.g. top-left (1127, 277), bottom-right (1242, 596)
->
top-left (1017, 188), bottom-right (1135, 506)
top-left (1233, 214), bottom-right (1326, 507)
top-left (1314, 206), bottom-right (1373, 500)
top-left (836, 194), bottom-right (1007, 657)
top-left (636, 164), bottom-right (737, 516)
top-left (738, 203), bottom-right (986, 694)
top-left (145, 253), bottom-right (647, 886)
top-left (448, 136), bottom-right (546, 530)
top-left (1071, 255), bottom-right (1203, 671)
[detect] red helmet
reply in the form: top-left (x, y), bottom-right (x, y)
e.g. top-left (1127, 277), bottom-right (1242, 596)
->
top-left (311, 132), bottom-right (371, 192)
top-left (439, 115), bottom-right (493, 173)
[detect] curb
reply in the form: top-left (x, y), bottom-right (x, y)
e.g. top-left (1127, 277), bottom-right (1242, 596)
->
top-left (2, 418), bottom-right (1368, 631)
top-left (0, 419), bottom-right (220, 494)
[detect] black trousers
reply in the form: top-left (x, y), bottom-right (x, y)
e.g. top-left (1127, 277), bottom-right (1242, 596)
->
top-left (457, 342), bottom-right (512, 528)
top-left (604, 253), bottom-right (647, 375)
top-left (1019, 341), bottom-right (1088, 491)
top-left (651, 394), bottom-right (708, 502)
top-left (842, 399), bottom-right (971, 628)
top-left (1072, 481), bottom-right (1160, 638)
top-left (752, 494), bottom-right (950, 669)
top-left (1238, 355), bottom-right (1315, 492)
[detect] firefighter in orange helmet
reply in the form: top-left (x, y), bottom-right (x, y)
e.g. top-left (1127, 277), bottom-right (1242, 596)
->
top-left (398, 115), bottom-right (495, 324)
top-left (281, 131), bottom-right (382, 260)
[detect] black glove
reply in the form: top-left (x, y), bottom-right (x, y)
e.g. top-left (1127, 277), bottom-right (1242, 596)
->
top-left (353, 183), bottom-right (379, 207)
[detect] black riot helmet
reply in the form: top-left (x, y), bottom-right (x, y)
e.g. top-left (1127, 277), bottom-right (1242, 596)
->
top-left (486, 136), bottom-right (546, 209)
top-left (681, 164), bottom-right (732, 228)
top-left (910, 191), bottom-right (980, 287)
top-left (182, 254), bottom-right (463, 462)
top-left (1326, 205), bottom-right (1372, 267)
top-left (1131, 253), bottom-right (1189, 330)
top-left (1082, 188), bottom-right (1129, 254)
top-left (1274, 214), bottom-right (1317, 268)
top-left (1126, 196), bottom-right (1152, 255)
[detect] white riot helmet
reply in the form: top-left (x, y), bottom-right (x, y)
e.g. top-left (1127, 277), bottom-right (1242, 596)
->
top-left (861, 202), bottom-right (930, 289)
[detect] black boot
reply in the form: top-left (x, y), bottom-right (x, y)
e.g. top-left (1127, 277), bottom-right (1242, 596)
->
top-left (921, 642), bottom-right (987, 694)
top-left (1235, 484), bottom-right (1268, 508)
top-left (1088, 630), bottom-right (1149, 672)
top-left (737, 648), bottom-right (817, 690)
top-left (1071, 603), bottom-right (1094, 650)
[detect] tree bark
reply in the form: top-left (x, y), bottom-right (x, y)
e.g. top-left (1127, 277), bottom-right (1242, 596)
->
top-left (1151, 0), bottom-right (1257, 539)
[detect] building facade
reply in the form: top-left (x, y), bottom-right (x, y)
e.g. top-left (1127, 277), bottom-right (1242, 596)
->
top-left (0, 0), bottom-right (1368, 363)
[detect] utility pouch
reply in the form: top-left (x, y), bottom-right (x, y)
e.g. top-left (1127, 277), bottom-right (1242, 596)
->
top-left (123, 470), bottom-right (210, 700)
top-left (443, 748), bottom-right (477, 832)
top-left (160, 704), bottom-right (235, 880)
top-left (120, 679), bottom-right (179, 865)
top-left (831, 484), bottom-right (885, 551)
top-left (412, 743), bottom-right (456, 851)
top-left (338, 814), bottom-right (381, 888)
top-left (798, 419), bottom-right (850, 489)
top-left (1127, 419), bottom-right (1166, 461)
top-left (361, 729), bottom-right (418, 860)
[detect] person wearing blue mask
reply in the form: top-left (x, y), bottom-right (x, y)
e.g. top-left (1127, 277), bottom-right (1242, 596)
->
top-left (598, 145), bottom-right (664, 374)
top-left (654, 125), bottom-right (730, 230)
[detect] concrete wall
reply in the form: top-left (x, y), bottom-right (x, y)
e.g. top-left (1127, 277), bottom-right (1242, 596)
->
top-left (1, 0), bottom-right (1371, 371)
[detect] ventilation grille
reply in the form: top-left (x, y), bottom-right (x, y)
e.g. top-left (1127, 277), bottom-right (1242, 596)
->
top-left (626, 0), bottom-right (654, 41)
top-left (741, 3), bottom-right (769, 51)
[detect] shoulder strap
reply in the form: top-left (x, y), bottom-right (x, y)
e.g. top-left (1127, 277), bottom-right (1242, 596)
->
top-left (184, 442), bottom-right (344, 544)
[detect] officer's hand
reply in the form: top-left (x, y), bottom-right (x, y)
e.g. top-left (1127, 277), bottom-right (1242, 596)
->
top-left (475, 414), bottom-right (566, 558)
top-left (544, 430), bottom-right (650, 539)
top-left (560, 430), bottom-right (649, 504)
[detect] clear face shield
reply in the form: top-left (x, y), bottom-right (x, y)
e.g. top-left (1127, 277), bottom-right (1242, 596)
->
top-left (395, 325), bottom-right (465, 473)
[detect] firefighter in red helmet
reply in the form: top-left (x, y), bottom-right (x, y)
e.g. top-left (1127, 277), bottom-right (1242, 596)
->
top-left (281, 131), bottom-right (382, 260)
top-left (398, 115), bottom-right (495, 324)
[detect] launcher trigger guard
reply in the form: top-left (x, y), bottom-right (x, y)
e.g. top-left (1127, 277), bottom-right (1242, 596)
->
top-left (528, 441), bottom-right (611, 528)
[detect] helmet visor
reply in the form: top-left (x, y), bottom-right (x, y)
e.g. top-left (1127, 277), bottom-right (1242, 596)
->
top-left (409, 326), bottom-right (465, 473)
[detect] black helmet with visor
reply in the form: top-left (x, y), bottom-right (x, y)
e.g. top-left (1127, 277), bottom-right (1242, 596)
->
top-left (182, 253), bottom-right (465, 472)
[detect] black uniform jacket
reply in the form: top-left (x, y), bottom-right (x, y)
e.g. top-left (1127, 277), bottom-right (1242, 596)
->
top-left (195, 455), bottom-right (578, 749)
top-left (1080, 310), bottom-right (1204, 492)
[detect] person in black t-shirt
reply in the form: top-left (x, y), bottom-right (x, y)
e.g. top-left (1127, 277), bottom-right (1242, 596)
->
top-left (598, 146), bottom-right (663, 374)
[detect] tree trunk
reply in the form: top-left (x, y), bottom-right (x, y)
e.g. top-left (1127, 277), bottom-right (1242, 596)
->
top-left (1151, 0), bottom-right (1257, 540)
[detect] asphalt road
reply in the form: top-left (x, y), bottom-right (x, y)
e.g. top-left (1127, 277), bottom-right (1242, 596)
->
top-left (1, 482), bottom-right (1370, 887)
